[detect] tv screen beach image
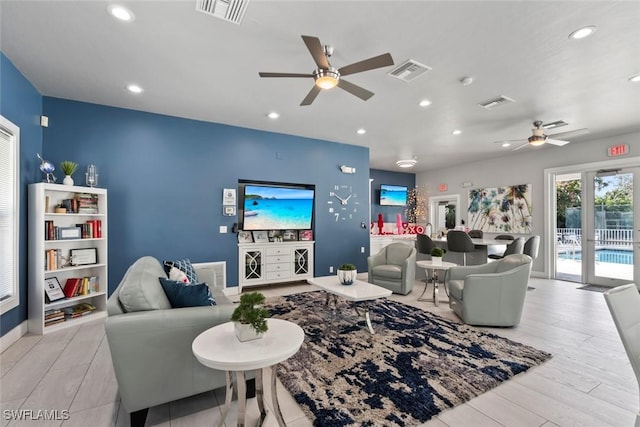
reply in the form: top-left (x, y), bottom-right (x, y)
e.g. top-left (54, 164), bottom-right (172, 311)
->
top-left (380, 185), bottom-right (407, 206)
top-left (243, 185), bottom-right (314, 230)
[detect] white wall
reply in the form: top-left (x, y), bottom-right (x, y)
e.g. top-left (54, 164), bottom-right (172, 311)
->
top-left (416, 131), bottom-right (640, 274)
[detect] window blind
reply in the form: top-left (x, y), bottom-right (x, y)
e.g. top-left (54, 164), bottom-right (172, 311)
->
top-left (0, 119), bottom-right (19, 313)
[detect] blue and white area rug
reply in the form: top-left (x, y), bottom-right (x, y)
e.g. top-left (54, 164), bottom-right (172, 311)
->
top-left (266, 291), bottom-right (552, 426)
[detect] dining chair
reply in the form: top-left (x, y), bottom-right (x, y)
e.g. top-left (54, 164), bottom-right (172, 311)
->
top-left (468, 229), bottom-right (483, 239)
top-left (603, 284), bottom-right (640, 427)
top-left (488, 237), bottom-right (525, 260)
top-left (446, 230), bottom-right (475, 265)
top-left (523, 235), bottom-right (540, 259)
top-left (416, 234), bottom-right (436, 255)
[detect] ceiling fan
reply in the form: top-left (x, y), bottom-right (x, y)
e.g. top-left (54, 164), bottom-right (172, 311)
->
top-left (258, 35), bottom-right (394, 106)
top-left (496, 120), bottom-right (589, 151)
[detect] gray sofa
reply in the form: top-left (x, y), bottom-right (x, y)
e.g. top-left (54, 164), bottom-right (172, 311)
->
top-left (105, 256), bottom-right (237, 426)
top-left (447, 254), bottom-right (532, 327)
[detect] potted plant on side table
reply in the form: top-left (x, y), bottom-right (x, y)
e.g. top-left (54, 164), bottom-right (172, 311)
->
top-left (231, 292), bottom-right (270, 342)
top-left (338, 263), bottom-right (357, 285)
top-left (430, 247), bottom-right (445, 265)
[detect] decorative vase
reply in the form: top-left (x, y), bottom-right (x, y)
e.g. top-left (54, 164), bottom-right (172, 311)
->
top-left (431, 256), bottom-right (442, 265)
top-left (62, 175), bottom-right (74, 186)
top-left (234, 321), bottom-right (264, 342)
top-left (338, 268), bottom-right (357, 285)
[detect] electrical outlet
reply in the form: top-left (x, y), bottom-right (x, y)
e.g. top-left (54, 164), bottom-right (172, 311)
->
top-left (329, 266), bottom-right (334, 273)
top-left (360, 246), bottom-right (365, 253)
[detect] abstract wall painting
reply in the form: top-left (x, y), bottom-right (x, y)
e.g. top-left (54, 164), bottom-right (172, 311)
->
top-left (468, 184), bottom-right (532, 234)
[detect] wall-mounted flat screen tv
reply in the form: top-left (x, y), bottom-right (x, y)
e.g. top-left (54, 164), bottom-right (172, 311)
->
top-left (380, 184), bottom-right (408, 206)
top-left (238, 181), bottom-right (315, 231)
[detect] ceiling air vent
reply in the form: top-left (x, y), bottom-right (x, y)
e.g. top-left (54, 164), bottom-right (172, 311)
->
top-left (388, 59), bottom-right (432, 82)
top-left (542, 120), bottom-right (568, 129)
top-left (478, 95), bottom-right (516, 109)
top-left (195, 0), bottom-right (249, 25)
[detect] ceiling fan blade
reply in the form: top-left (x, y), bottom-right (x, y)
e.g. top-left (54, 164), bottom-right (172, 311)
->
top-left (259, 72), bottom-right (313, 78)
top-left (301, 35), bottom-right (329, 69)
top-left (337, 79), bottom-right (374, 101)
top-left (300, 85), bottom-right (322, 106)
top-left (547, 138), bottom-right (570, 146)
top-left (549, 127), bottom-right (589, 140)
top-left (338, 53), bottom-right (394, 76)
top-left (512, 142), bottom-right (530, 151)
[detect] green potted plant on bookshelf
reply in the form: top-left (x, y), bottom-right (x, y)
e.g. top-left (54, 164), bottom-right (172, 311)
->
top-left (231, 292), bottom-right (269, 341)
top-left (337, 263), bottom-right (357, 285)
top-left (430, 247), bottom-right (445, 265)
top-left (60, 161), bottom-right (79, 186)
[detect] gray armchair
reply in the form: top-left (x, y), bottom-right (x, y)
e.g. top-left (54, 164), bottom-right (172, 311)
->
top-left (105, 256), bottom-right (237, 427)
top-left (448, 254), bottom-right (532, 326)
top-left (367, 242), bottom-right (416, 295)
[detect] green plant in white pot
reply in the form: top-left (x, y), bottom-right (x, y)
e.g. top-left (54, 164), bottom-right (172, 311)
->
top-left (430, 247), bottom-right (445, 265)
top-left (60, 161), bottom-right (78, 186)
top-left (231, 292), bottom-right (269, 342)
top-left (338, 263), bottom-right (357, 285)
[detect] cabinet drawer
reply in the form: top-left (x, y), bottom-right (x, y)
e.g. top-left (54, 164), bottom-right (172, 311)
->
top-left (266, 262), bottom-right (290, 273)
top-left (266, 270), bottom-right (291, 281)
top-left (266, 247), bottom-right (289, 256)
top-left (266, 254), bottom-right (291, 264)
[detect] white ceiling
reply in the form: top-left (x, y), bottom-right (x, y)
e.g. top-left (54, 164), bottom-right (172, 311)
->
top-left (2, 1), bottom-right (639, 172)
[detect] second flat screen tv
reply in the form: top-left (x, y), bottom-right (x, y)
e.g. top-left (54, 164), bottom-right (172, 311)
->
top-left (241, 183), bottom-right (314, 230)
top-left (380, 184), bottom-right (408, 206)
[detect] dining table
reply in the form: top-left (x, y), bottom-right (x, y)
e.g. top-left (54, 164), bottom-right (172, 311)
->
top-left (432, 236), bottom-right (510, 265)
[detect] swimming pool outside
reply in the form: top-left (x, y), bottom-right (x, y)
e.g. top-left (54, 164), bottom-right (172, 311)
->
top-left (558, 248), bottom-right (633, 265)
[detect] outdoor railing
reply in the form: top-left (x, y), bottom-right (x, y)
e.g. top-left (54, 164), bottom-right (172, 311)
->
top-left (556, 228), bottom-right (633, 247)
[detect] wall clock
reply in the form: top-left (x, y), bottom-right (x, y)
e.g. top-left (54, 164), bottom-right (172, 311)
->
top-left (328, 185), bottom-right (359, 222)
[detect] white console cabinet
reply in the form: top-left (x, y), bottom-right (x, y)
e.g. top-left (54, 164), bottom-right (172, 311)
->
top-left (238, 241), bottom-right (314, 292)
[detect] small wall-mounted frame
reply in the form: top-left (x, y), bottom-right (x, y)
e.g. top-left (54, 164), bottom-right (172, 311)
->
top-left (59, 226), bottom-right (82, 240)
top-left (223, 188), bottom-right (236, 206)
top-left (44, 277), bottom-right (65, 302)
top-left (223, 205), bottom-right (236, 216)
top-left (70, 248), bottom-right (98, 266)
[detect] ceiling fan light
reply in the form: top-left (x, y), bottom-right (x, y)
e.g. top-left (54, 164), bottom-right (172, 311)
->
top-left (396, 159), bottom-right (417, 168)
top-left (528, 135), bottom-right (547, 146)
top-left (314, 68), bottom-right (339, 89)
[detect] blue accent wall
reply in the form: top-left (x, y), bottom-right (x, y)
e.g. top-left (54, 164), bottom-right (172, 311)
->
top-left (42, 98), bottom-right (371, 290)
top-left (0, 53), bottom-right (43, 335)
top-left (370, 169), bottom-right (415, 223)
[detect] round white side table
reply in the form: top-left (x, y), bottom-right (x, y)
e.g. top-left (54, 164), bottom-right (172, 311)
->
top-left (416, 260), bottom-right (457, 306)
top-left (192, 318), bottom-right (304, 427)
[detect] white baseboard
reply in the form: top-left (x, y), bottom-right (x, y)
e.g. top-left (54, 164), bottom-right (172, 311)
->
top-left (223, 286), bottom-right (240, 296)
top-left (0, 320), bottom-right (28, 353)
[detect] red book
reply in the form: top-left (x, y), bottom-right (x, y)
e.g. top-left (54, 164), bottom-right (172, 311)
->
top-left (96, 220), bottom-right (102, 238)
top-left (63, 278), bottom-right (80, 298)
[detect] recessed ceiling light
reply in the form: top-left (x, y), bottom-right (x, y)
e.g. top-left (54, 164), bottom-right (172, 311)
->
top-left (356, 128), bottom-right (366, 135)
top-left (418, 99), bottom-right (431, 107)
top-left (501, 142), bottom-right (511, 148)
top-left (629, 74), bottom-right (640, 83)
top-left (126, 84), bottom-right (143, 94)
top-left (267, 112), bottom-right (280, 119)
top-left (569, 26), bottom-right (596, 40)
top-left (108, 4), bottom-right (135, 21)
top-left (452, 130), bottom-right (462, 135)
top-left (396, 159), bottom-right (417, 168)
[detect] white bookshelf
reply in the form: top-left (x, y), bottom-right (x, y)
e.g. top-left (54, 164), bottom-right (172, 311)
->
top-left (28, 183), bottom-right (108, 334)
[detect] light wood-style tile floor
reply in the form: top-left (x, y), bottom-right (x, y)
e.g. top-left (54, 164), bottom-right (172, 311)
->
top-left (1, 276), bottom-right (637, 426)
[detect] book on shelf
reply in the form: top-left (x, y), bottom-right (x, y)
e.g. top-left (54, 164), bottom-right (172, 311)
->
top-left (45, 249), bottom-right (62, 271)
top-left (63, 278), bottom-right (81, 298)
top-left (75, 193), bottom-right (99, 214)
top-left (62, 303), bottom-right (96, 319)
top-left (61, 276), bottom-right (99, 298)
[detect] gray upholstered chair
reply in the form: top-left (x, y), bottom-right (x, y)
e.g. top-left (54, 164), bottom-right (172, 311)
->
top-left (604, 284), bottom-right (640, 427)
top-left (488, 236), bottom-right (525, 260)
top-left (448, 254), bottom-right (533, 326)
top-left (446, 230), bottom-right (475, 265)
top-left (105, 256), bottom-right (239, 427)
top-left (523, 235), bottom-right (540, 259)
top-left (367, 242), bottom-right (416, 295)
top-left (416, 233), bottom-right (436, 256)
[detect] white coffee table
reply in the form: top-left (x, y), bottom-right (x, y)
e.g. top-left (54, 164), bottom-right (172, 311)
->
top-left (416, 260), bottom-right (457, 306)
top-left (307, 275), bottom-right (392, 334)
top-left (192, 318), bottom-right (304, 427)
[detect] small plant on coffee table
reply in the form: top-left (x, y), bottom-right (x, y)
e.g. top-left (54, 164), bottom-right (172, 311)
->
top-left (430, 247), bottom-right (445, 257)
top-left (338, 263), bottom-right (357, 285)
top-left (231, 292), bottom-right (269, 334)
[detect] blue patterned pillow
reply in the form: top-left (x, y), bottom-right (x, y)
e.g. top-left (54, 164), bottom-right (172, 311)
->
top-left (163, 259), bottom-right (198, 284)
top-left (158, 277), bottom-right (216, 308)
